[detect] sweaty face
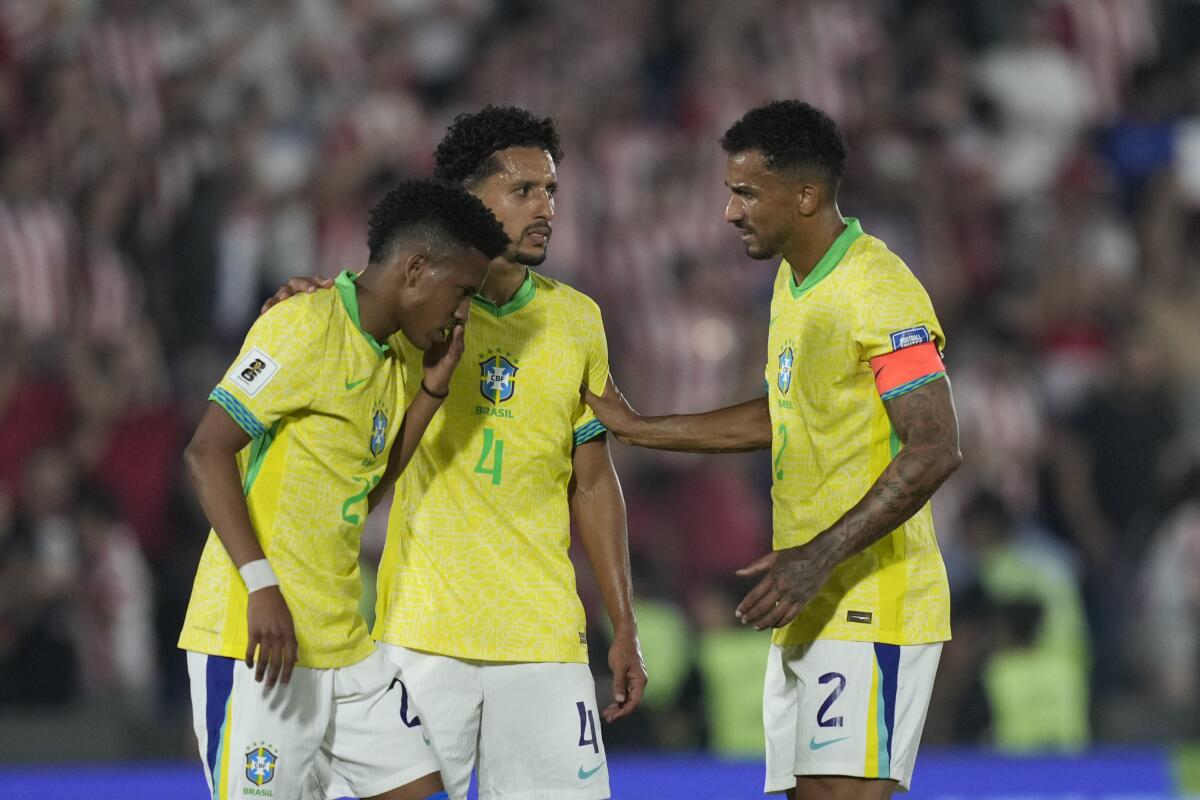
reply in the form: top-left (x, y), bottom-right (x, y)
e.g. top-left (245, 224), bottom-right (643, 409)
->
top-left (406, 249), bottom-right (490, 350)
top-left (470, 147), bottom-right (557, 266)
top-left (723, 150), bottom-right (801, 261)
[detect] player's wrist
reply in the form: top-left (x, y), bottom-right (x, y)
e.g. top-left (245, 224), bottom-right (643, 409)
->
top-left (420, 378), bottom-right (450, 400)
top-left (239, 558), bottom-right (280, 593)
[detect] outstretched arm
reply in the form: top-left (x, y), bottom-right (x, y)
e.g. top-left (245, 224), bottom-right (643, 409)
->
top-left (736, 376), bottom-right (963, 628)
top-left (570, 436), bottom-right (647, 723)
top-left (584, 376), bottom-right (771, 453)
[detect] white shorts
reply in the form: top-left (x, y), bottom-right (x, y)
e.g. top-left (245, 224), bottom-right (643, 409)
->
top-left (763, 640), bottom-right (942, 793)
top-left (187, 648), bottom-right (441, 800)
top-left (381, 644), bottom-right (609, 800)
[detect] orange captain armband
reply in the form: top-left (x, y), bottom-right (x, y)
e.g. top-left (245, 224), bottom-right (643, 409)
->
top-left (870, 342), bottom-right (945, 401)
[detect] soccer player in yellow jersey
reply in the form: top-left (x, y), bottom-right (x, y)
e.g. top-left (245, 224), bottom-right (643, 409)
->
top-left (178, 181), bottom-right (508, 800)
top-left (264, 107), bottom-right (644, 800)
top-left (587, 101), bottom-right (963, 799)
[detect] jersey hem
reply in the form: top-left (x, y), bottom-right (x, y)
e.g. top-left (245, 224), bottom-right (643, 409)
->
top-left (177, 637), bottom-right (376, 670)
top-left (372, 636), bottom-right (590, 665)
top-left (770, 631), bottom-right (951, 647)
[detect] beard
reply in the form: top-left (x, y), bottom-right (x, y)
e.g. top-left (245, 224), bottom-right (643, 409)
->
top-left (511, 240), bottom-right (549, 266)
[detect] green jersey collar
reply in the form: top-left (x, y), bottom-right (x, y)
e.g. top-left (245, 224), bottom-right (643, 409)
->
top-left (473, 269), bottom-right (536, 317)
top-left (335, 270), bottom-right (389, 358)
top-left (789, 217), bottom-right (863, 298)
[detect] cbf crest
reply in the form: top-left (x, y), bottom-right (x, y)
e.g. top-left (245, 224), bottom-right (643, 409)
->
top-left (480, 351), bottom-right (518, 405)
top-left (245, 744), bottom-right (278, 787)
top-left (777, 345), bottom-right (795, 393)
top-left (370, 408), bottom-right (388, 458)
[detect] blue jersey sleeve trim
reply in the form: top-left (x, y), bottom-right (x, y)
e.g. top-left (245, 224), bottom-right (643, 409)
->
top-left (879, 371), bottom-right (945, 402)
top-left (573, 419), bottom-right (607, 446)
top-left (210, 387), bottom-right (267, 439)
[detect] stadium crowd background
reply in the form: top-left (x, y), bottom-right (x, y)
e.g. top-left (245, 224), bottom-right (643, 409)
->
top-left (1, 0), bottom-right (1199, 765)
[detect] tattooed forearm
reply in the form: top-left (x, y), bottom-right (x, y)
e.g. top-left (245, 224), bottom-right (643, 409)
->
top-left (820, 376), bottom-right (962, 564)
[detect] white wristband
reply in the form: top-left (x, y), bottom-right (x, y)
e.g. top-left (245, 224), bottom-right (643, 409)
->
top-left (239, 558), bottom-right (279, 593)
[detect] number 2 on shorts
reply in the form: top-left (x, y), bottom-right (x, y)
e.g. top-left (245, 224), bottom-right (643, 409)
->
top-left (817, 672), bottom-right (846, 728)
top-left (576, 701), bottom-right (599, 753)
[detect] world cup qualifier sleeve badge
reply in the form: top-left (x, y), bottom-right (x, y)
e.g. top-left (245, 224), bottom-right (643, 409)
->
top-left (245, 743), bottom-right (278, 793)
top-left (479, 351), bottom-right (518, 405)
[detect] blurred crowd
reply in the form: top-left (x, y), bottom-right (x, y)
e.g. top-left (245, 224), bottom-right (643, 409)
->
top-left (2, 0), bottom-right (1199, 759)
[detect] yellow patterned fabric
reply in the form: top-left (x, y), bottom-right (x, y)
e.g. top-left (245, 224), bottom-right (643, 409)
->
top-left (766, 219), bottom-right (951, 646)
top-left (179, 271), bottom-right (410, 668)
top-left (374, 270), bottom-right (609, 663)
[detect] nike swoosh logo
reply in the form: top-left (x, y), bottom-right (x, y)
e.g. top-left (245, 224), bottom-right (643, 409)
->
top-left (578, 762), bottom-right (605, 779)
top-left (345, 377), bottom-right (368, 390)
top-left (422, 733), bottom-right (431, 746)
top-left (809, 735), bottom-right (850, 750)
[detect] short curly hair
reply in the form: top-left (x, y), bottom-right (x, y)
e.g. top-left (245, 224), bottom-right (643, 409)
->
top-left (367, 179), bottom-right (509, 265)
top-left (433, 105), bottom-right (564, 186)
top-left (720, 101), bottom-right (847, 188)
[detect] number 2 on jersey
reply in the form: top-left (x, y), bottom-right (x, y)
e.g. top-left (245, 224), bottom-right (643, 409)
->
top-left (774, 423), bottom-right (788, 480)
top-left (474, 427), bottom-right (505, 485)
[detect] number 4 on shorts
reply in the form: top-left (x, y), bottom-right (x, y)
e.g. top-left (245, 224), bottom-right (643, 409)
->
top-left (576, 701), bottom-right (598, 753)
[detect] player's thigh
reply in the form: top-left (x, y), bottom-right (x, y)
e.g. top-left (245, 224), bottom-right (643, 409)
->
top-left (477, 661), bottom-right (609, 800)
top-left (767, 640), bottom-right (941, 793)
top-left (312, 648), bottom-right (443, 800)
top-left (380, 644), bottom-right (483, 800)
top-left (187, 651), bottom-right (330, 800)
top-left (792, 775), bottom-right (898, 800)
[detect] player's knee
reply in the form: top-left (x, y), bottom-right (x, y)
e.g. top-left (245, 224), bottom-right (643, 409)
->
top-left (793, 776), bottom-right (897, 800)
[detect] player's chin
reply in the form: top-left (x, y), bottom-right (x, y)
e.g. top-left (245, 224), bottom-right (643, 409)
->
top-left (514, 244), bottom-right (548, 266)
top-left (743, 241), bottom-right (776, 260)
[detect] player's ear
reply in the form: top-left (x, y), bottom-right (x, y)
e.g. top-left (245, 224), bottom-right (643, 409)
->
top-left (796, 181), bottom-right (820, 217)
top-left (403, 252), bottom-right (427, 287)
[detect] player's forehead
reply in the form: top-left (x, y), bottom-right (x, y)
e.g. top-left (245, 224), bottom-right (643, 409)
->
top-left (724, 149), bottom-right (772, 187)
top-left (489, 146), bottom-right (557, 184)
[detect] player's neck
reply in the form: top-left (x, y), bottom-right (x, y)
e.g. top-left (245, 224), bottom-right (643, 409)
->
top-left (351, 273), bottom-right (396, 343)
top-left (784, 208), bottom-right (846, 282)
top-left (478, 259), bottom-right (527, 306)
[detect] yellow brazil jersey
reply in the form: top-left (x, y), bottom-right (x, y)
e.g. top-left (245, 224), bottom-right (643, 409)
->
top-left (374, 270), bottom-right (609, 663)
top-left (766, 218), bottom-right (951, 647)
top-left (179, 271), bottom-right (410, 668)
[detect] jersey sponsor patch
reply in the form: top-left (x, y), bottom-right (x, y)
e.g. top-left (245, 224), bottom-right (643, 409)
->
top-left (846, 610), bottom-right (873, 624)
top-left (889, 326), bottom-right (930, 351)
top-left (228, 347), bottom-right (280, 397)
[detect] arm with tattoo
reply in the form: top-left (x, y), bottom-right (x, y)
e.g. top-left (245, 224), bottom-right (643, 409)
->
top-left (736, 376), bottom-right (963, 629)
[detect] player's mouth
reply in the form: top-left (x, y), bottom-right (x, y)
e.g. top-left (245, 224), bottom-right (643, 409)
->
top-left (525, 226), bottom-right (551, 246)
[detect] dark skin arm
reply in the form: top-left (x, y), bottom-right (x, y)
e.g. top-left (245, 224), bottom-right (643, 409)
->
top-left (184, 405), bottom-right (297, 688)
top-left (584, 376), bottom-right (772, 452)
top-left (736, 376), bottom-right (963, 629)
top-left (569, 435), bottom-right (647, 723)
top-left (367, 324), bottom-right (464, 510)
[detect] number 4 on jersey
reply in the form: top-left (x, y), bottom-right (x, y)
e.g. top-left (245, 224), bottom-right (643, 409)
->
top-left (474, 427), bottom-right (504, 485)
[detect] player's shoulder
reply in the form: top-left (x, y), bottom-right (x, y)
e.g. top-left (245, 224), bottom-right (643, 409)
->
top-left (840, 233), bottom-right (925, 296)
top-left (244, 288), bottom-right (338, 357)
top-left (530, 271), bottom-right (603, 318)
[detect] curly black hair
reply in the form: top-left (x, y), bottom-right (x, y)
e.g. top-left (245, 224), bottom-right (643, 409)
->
top-left (367, 179), bottom-right (509, 265)
top-left (433, 105), bottom-right (564, 186)
top-left (720, 100), bottom-right (847, 187)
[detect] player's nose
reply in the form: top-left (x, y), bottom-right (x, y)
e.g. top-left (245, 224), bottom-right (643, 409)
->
top-left (724, 196), bottom-right (743, 224)
top-left (454, 296), bottom-right (471, 321)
